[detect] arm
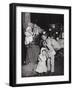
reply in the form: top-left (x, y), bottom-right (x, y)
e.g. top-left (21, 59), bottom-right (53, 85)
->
top-left (46, 39), bottom-right (56, 55)
top-left (38, 55), bottom-right (42, 62)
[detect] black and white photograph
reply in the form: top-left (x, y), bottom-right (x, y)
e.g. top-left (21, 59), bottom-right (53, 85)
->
top-left (21, 12), bottom-right (64, 77)
top-left (10, 3), bottom-right (71, 87)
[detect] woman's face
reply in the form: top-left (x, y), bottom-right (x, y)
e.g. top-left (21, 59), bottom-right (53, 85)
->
top-left (42, 35), bottom-right (47, 40)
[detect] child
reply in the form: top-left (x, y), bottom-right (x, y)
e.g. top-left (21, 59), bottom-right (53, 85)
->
top-left (36, 47), bottom-right (47, 74)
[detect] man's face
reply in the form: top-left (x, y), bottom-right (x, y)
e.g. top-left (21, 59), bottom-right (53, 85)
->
top-left (42, 35), bottom-right (47, 40)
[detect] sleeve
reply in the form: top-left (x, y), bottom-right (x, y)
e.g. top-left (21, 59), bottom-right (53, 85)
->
top-left (38, 55), bottom-right (42, 62)
top-left (51, 39), bottom-right (61, 50)
top-left (46, 39), bottom-right (56, 55)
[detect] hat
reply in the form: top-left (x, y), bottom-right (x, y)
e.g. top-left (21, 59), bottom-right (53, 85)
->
top-left (42, 31), bottom-right (48, 37)
top-left (41, 47), bottom-right (47, 54)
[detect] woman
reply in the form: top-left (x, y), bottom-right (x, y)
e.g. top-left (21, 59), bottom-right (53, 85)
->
top-left (41, 33), bottom-right (56, 73)
top-left (22, 23), bottom-right (40, 76)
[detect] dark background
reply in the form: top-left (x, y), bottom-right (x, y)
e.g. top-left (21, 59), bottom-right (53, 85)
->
top-left (31, 13), bottom-right (64, 30)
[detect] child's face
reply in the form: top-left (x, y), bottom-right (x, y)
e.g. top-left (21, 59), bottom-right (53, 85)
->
top-left (42, 50), bottom-right (46, 56)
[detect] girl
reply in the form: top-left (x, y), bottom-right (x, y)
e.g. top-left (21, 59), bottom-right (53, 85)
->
top-left (36, 47), bottom-right (47, 74)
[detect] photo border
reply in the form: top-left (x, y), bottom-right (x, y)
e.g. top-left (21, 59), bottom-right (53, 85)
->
top-left (9, 3), bottom-right (71, 87)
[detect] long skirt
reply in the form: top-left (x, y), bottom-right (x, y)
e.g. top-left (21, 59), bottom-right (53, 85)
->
top-left (26, 44), bottom-right (40, 64)
top-left (22, 44), bottom-right (40, 76)
top-left (36, 61), bottom-right (47, 73)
